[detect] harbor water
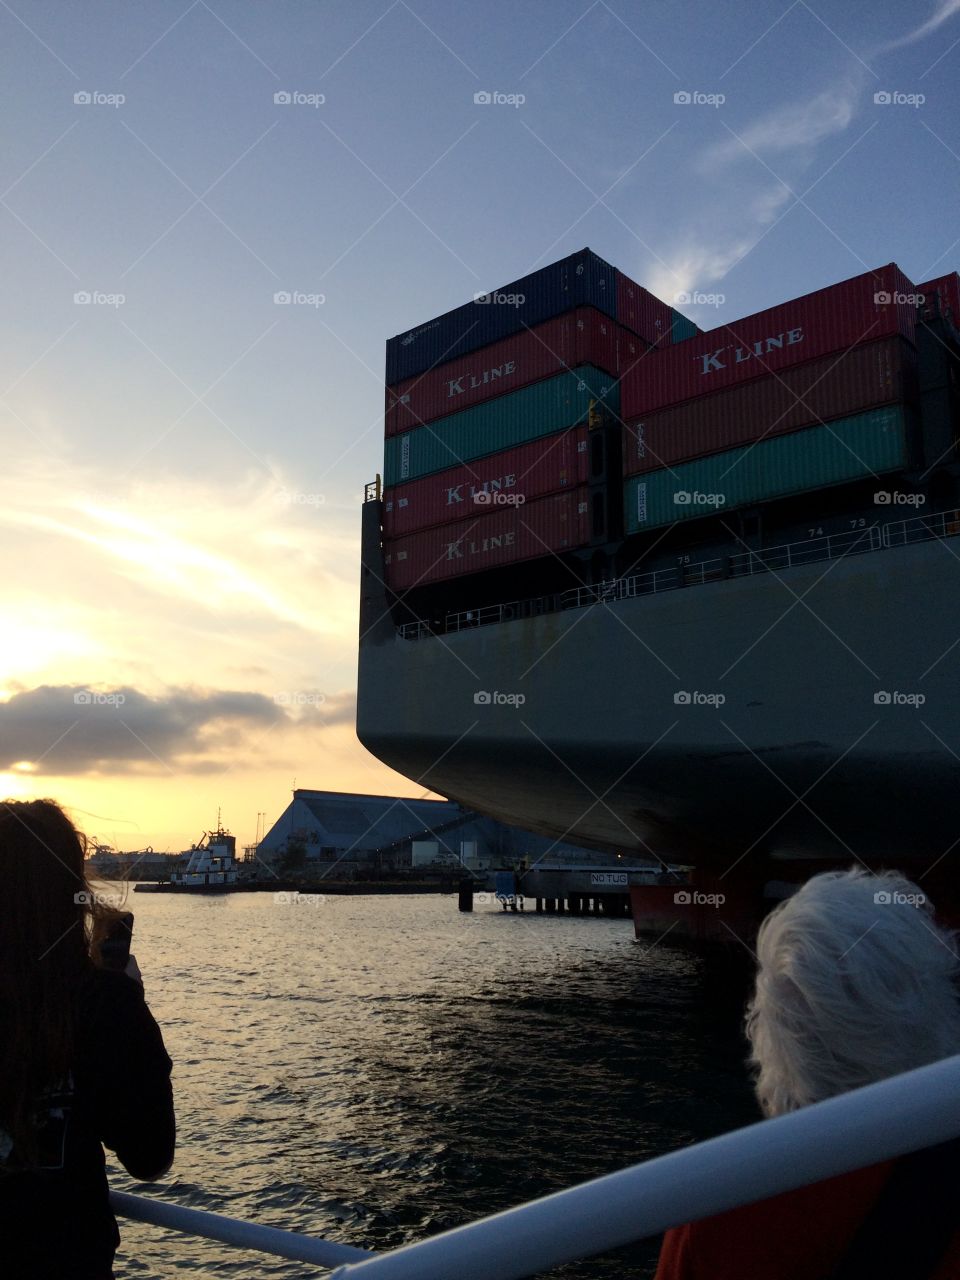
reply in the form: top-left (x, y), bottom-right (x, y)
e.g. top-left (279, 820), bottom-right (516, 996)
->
top-left (110, 892), bottom-right (759, 1278)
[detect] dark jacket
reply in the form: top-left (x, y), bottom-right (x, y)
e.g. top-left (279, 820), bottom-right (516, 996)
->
top-left (0, 968), bottom-right (175, 1279)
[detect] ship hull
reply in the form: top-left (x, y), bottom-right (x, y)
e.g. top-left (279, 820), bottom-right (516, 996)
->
top-left (357, 502), bottom-right (960, 870)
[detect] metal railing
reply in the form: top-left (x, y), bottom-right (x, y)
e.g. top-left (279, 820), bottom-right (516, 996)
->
top-left (395, 512), bottom-right (960, 641)
top-left (883, 508), bottom-right (960, 547)
top-left (727, 525), bottom-right (882, 576)
top-left (113, 1052), bottom-right (960, 1277)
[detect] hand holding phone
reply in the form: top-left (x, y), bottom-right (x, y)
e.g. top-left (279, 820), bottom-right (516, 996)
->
top-left (100, 912), bottom-right (134, 972)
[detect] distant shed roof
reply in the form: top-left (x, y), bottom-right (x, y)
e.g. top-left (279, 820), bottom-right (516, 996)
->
top-left (294, 789), bottom-right (462, 850)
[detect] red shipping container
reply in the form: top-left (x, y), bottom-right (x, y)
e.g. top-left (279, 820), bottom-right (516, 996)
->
top-left (621, 264), bottom-right (919, 420)
top-left (615, 270), bottom-right (674, 347)
top-left (623, 336), bottom-right (917, 476)
top-left (383, 426), bottom-right (589, 538)
top-left (918, 273), bottom-right (960, 326)
top-left (383, 486), bottom-right (590, 591)
top-left (385, 307), bottom-right (635, 436)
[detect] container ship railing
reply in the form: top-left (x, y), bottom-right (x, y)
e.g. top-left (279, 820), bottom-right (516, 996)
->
top-left (398, 510), bottom-right (958, 640)
top-left (112, 1051), bottom-right (960, 1276)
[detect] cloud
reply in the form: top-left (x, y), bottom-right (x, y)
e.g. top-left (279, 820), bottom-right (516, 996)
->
top-left (869, 0), bottom-right (960, 56)
top-left (0, 684), bottom-right (356, 776)
top-left (700, 83), bottom-right (860, 171)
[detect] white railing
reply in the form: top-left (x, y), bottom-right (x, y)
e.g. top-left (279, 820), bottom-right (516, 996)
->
top-left (110, 1190), bottom-right (373, 1267)
top-left (113, 1053), bottom-right (960, 1277)
top-left (728, 525), bottom-right (881, 576)
top-left (883, 508), bottom-right (960, 547)
top-left (396, 511), bottom-right (960, 641)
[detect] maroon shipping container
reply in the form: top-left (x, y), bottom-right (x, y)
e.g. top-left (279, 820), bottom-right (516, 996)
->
top-left (385, 308), bottom-right (636, 436)
top-left (615, 270), bottom-right (674, 347)
top-left (383, 426), bottom-right (589, 538)
top-left (621, 263), bottom-right (918, 420)
top-left (383, 486), bottom-right (590, 591)
top-left (623, 336), bottom-right (917, 477)
top-left (918, 273), bottom-right (960, 327)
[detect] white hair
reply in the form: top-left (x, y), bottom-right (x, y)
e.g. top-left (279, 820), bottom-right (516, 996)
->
top-left (745, 868), bottom-right (960, 1117)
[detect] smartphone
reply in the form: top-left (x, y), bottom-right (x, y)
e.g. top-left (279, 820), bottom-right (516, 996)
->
top-left (100, 912), bottom-right (134, 972)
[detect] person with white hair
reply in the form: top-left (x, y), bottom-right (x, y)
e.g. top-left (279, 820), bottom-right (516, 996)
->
top-left (655, 867), bottom-right (960, 1279)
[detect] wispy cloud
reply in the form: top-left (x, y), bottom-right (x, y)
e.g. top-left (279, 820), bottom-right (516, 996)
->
top-left (869, 0), bottom-right (960, 57)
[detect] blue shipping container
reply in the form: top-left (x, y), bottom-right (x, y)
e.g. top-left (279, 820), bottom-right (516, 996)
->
top-left (386, 248), bottom-right (618, 384)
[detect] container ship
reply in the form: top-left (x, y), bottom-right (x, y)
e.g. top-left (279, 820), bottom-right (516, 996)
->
top-left (356, 249), bottom-right (960, 924)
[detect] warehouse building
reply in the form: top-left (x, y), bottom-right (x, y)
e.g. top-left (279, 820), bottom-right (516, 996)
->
top-left (255, 789), bottom-right (621, 879)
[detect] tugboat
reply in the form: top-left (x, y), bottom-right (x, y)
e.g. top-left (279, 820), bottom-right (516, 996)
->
top-left (135, 816), bottom-right (257, 893)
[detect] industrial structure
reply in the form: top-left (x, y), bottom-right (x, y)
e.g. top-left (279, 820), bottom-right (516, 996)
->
top-left (255, 789), bottom-right (626, 880)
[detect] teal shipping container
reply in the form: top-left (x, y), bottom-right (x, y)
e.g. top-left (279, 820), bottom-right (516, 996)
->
top-left (384, 364), bottom-right (619, 485)
top-left (624, 405), bottom-right (911, 532)
top-left (670, 310), bottom-right (699, 343)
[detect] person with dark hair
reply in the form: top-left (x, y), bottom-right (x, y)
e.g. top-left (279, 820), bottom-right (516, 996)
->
top-left (0, 799), bottom-right (175, 1279)
top-left (655, 868), bottom-right (960, 1279)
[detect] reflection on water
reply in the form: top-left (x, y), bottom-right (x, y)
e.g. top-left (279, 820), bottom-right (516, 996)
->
top-left (112, 893), bottom-right (759, 1278)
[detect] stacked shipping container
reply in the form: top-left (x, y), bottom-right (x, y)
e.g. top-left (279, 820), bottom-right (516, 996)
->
top-left (623, 406), bottom-right (912, 533)
top-left (381, 253), bottom-right (943, 594)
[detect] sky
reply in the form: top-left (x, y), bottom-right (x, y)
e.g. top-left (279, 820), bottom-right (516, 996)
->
top-left (2, 0), bottom-right (959, 852)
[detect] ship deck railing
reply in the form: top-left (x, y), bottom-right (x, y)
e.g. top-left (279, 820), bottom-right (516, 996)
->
top-left (396, 512), bottom-right (950, 640)
top-left (112, 1052), bottom-right (960, 1277)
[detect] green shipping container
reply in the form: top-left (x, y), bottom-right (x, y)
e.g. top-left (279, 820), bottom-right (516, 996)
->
top-left (384, 364), bottom-right (619, 486)
top-left (624, 405), bottom-right (911, 533)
